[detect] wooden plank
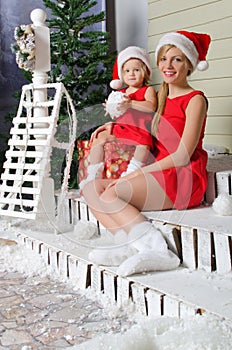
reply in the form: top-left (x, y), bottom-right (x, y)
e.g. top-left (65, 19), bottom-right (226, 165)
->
top-left (163, 295), bottom-right (180, 317)
top-left (204, 135), bottom-right (232, 153)
top-left (5, 150), bottom-right (43, 158)
top-left (3, 162), bottom-right (41, 170)
top-left (24, 237), bottom-right (33, 250)
top-left (1, 174), bottom-right (41, 182)
top-left (31, 239), bottom-right (42, 254)
top-left (40, 243), bottom-right (49, 265)
top-left (0, 185), bottom-right (40, 195)
top-left (146, 289), bottom-right (163, 317)
top-left (48, 247), bottom-right (59, 271)
top-left (13, 116), bottom-right (54, 124)
top-left (179, 302), bottom-right (197, 317)
top-left (58, 251), bottom-right (69, 278)
top-left (88, 208), bottom-right (98, 226)
top-left (8, 139), bottom-right (47, 147)
top-left (16, 234), bottom-right (26, 246)
top-left (67, 255), bottom-right (79, 280)
top-left (197, 229), bottom-right (212, 272)
top-left (149, 0), bottom-right (214, 19)
top-left (208, 97), bottom-right (232, 116)
top-left (205, 171), bottom-right (216, 204)
top-left (148, 1), bottom-right (231, 33)
top-left (157, 223), bottom-right (181, 257)
top-left (131, 283), bottom-right (147, 316)
top-left (206, 117), bottom-right (232, 135)
top-left (216, 171), bottom-right (231, 195)
top-left (75, 259), bottom-right (91, 290)
top-left (69, 199), bottom-right (78, 225)
top-left (181, 227), bottom-right (197, 269)
top-left (10, 128), bottom-right (51, 135)
top-left (117, 276), bottom-right (131, 308)
top-left (91, 265), bottom-right (103, 294)
top-left (103, 271), bottom-right (117, 305)
top-left (0, 209), bottom-right (36, 220)
top-left (213, 233), bottom-right (231, 273)
top-left (78, 200), bottom-right (88, 221)
top-left (0, 197), bottom-right (37, 207)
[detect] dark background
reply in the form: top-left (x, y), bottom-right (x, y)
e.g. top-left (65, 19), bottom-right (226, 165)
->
top-left (0, 0), bottom-right (113, 153)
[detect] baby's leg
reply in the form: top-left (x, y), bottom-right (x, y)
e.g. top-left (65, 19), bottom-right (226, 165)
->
top-left (79, 130), bottom-right (115, 190)
top-left (121, 145), bottom-right (150, 177)
top-left (90, 130), bottom-right (115, 164)
top-left (133, 144), bottom-right (150, 164)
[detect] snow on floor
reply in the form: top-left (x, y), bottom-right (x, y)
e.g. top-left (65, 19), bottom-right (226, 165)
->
top-left (0, 216), bottom-right (232, 350)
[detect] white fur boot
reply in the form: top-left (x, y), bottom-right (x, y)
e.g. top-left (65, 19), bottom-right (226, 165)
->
top-left (117, 221), bottom-right (180, 276)
top-left (88, 229), bottom-right (137, 266)
top-left (121, 157), bottom-right (143, 177)
top-left (79, 162), bottom-right (104, 191)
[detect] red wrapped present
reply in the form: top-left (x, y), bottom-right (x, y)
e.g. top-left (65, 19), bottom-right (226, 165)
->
top-left (77, 140), bottom-right (135, 182)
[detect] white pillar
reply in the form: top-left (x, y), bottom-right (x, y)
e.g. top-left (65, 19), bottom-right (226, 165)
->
top-left (30, 8), bottom-right (55, 225)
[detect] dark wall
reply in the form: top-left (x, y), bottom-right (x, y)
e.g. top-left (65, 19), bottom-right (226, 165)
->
top-left (0, 0), bottom-right (47, 151)
top-left (0, 0), bottom-right (106, 153)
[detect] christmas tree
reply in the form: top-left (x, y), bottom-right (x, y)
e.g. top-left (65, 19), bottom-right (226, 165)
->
top-left (41, 0), bottom-right (116, 188)
top-left (43, 0), bottom-right (116, 138)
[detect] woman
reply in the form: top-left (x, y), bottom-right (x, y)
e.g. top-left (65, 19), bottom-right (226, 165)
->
top-left (82, 30), bottom-right (211, 276)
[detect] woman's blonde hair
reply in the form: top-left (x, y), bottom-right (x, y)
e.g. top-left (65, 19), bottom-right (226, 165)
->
top-left (151, 44), bottom-right (193, 136)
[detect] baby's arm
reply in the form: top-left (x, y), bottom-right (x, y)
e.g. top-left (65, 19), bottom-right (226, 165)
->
top-left (118, 86), bottom-right (157, 114)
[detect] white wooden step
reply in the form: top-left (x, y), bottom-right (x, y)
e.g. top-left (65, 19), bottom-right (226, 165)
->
top-left (3, 162), bottom-right (41, 170)
top-left (13, 116), bottom-right (54, 124)
top-left (0, 196), bottom-right (37, 206)
top-left (8, 139), bottom-right (48, 147)
top-left (72, 195), bottom-right (232, 274)
top-left (0, 185), bottom-right (40, 195)
top-left (1, 173), bottom-right (42, 182)
top-left (16, 230), bottom-right (232, 322)
top-left (10, 127), bottom-right (51, 136)
top-left (0, 210), bottom-right (36, 220)
top-left (5, 150), bottom-right (44, 158)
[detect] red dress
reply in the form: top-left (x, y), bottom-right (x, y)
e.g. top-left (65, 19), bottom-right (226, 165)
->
top-left (112, 86), bottom-right (154, 148)
top-left (151, 90), bottom-right (208, 209)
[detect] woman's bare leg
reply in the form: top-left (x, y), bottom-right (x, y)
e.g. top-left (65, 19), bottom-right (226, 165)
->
top-left (83, 173), bottom-right (173, 234)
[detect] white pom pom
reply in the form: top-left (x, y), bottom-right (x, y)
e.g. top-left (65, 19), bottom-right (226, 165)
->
top-left (197, 60), bottom-right (209, 71)
top-left (105, 91), bottom-right (125, 119)
top-left (110, 79), bottom-right (122, 90)
top-left (212, 192), bottom-right (232, 216)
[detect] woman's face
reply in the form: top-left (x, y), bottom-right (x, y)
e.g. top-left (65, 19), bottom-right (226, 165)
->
top-left (158, 47), bottom-right (191, 85)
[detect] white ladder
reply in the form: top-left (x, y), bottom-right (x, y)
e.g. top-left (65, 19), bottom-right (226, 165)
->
top-left (0, 82), bottom-right (76, 220)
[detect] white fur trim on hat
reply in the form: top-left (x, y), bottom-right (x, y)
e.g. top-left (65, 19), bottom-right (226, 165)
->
top-left (155, 32), bottom-right (199, 70)
top-left (110, 46), bottom-right (152, 89)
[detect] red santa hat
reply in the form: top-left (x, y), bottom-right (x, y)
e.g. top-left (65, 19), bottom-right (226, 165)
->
top-left (155, 30), bottom-right (211, 71)
top-left (110, 46), bottom-right (152, 90)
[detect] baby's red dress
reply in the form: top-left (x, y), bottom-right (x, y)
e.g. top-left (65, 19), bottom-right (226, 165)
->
top-left (151, 90), bottom-right (208, 209)
top-left (112, 85), bottom-right (154, 148)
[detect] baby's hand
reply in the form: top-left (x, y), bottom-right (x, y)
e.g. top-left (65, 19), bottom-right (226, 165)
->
top-left (117, 95), bottom-right (131, 113)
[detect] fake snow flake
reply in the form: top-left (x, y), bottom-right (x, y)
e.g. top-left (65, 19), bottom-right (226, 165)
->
top-left (212, 192), bottom-right (232, 216)
top-left (105, 91), bottom-right (125, 119)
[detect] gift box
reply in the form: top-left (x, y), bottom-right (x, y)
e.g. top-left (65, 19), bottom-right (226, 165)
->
top-left (77, 140), bottom-right (135, 182)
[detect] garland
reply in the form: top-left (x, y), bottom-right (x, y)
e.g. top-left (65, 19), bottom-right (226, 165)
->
top-left (12, 25), bottom-right (36, 72)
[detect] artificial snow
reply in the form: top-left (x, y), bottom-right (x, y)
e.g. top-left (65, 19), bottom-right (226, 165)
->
top-left (212, 192), bottom-right (232, 216)
top-left (0, 216), bottom-right (232, 349)
top-left (105, 91), bottom-right (125, 119)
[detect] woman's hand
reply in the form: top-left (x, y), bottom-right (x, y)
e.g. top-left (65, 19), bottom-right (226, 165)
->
top-left (105, 168), bottom-right (143, 190)
top-left (90, 122), bottom-right (114, 143)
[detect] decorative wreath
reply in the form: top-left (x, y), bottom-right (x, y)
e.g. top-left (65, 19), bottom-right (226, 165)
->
top-left (12, 24), bottom-right (36, 72)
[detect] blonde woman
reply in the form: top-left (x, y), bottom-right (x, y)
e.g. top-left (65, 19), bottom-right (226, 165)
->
top-left (82, 31), bottom-right (211, 276)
